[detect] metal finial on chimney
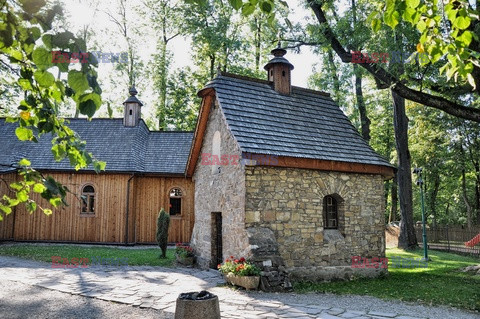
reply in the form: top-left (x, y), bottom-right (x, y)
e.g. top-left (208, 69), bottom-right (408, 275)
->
top-left (129, 86), bottom-right (138, 96)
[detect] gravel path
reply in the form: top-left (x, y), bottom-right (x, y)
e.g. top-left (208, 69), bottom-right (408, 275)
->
top-left (0, 255), bottom-right (478, 319)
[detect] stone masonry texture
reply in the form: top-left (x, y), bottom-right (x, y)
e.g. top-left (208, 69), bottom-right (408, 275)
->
top-left (244, 167), bottom-right (387, 282)
top-left (191, 98), bottom-right (250, 268)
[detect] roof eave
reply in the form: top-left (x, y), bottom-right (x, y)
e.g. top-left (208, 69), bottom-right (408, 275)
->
top-left (242, 152), bottom-right (395, 179)
top-left (186, 90), bottom-right (216, 177)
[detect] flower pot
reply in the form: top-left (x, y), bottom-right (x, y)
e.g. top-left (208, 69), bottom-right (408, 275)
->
top-left (224, 274), bottom-right (260, 290)
top-left (176, 255), bottom-right (194, 266)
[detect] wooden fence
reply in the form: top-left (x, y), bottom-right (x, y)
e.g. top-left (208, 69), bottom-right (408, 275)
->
top-left (415, 226), bottom-right (480, 257)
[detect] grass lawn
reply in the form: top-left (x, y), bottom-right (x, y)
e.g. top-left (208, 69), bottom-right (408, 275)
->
top-left (294, 248), bottom-right (480, 311)
top-left (0, 243), bottom-right (175, 267)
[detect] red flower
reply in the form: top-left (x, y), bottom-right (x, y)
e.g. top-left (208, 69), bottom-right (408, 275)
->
top-left (230, 256), bottom-right (234, 259)
top-left (234, 259), bottom-right (239, 263)
top-left (239, 257), bottom-right (246, 263)
top-left (217, 264), bottom-right (221, 269)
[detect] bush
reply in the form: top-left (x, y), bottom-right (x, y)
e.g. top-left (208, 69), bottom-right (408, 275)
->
top-left (156, 208), bottom-right (170, 258)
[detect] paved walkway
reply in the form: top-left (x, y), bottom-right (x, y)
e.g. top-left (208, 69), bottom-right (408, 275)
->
top-left (0, 256), bottom-right (477, 319)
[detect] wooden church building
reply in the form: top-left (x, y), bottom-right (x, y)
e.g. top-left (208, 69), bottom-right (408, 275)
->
top-left (0, 88), bottom-right (194, 244)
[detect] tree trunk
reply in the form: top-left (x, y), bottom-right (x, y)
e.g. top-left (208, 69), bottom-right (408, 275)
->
top-left (157, 39), bottom-right (167, 131)
top-left (462, 168), bottom-right (473, 229)
top-left (326, 49), bottom-right (341, 103)
top-left (474, 161), bottom-right (480, 224)
top-left (210, 54), bottom-right (216, 80)
top-left (392, 90), bottom-right (417, 249)
top-left (254, 16), bottom-right (261, 72)
top-left (390, 173), bottom-right (398, 222)
top-left (429, 174), bottom-right (440, 241)
top-left (351, 0), bottom-right (370, 142)
top-left (354, 66), bottom-right (371, 142)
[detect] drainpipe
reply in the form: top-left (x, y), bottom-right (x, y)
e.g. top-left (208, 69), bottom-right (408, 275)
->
top-left (125, 173), bottom-right (135, 245)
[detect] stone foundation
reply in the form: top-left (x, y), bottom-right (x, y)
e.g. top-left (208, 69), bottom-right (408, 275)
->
top-left (246, 227), bottom-right (292, 291)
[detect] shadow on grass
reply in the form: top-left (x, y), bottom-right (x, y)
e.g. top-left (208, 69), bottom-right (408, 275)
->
top-left (294, 248), bottom-right (480, 311)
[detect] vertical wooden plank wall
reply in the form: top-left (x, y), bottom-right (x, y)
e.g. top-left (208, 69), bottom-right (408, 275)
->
top-left (0, 172), bottom-right (195, 244)
top-left (11, 172), bottom-right (129, 243)
top-left (134, 176), bottom-right (194, 243)
top-left (0, 173), bottom-right (17, 239)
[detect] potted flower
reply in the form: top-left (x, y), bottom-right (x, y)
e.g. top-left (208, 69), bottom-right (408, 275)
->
top-left (217, 256), bottom-right (261, 290)
top-left (175, 243), bottom-right (195, 266)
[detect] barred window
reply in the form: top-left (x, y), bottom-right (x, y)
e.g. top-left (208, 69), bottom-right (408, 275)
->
top-left (169, 188), bottom-right (182, 215)
top-left (81, 185), bottom-right (95, 215)
top-left (324, 195), bottom-right (338, 229)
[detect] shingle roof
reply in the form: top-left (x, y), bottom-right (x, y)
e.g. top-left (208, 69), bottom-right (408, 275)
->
top-left (0, 118), bottom-right (192, 174)
top-left (203, 73), bottom-right (392, 168)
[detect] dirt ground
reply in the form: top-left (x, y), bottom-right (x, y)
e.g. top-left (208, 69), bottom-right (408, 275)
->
top-left (386, 225), bottom-right (400, 248)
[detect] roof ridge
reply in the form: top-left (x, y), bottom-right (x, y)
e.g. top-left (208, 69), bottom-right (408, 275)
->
top-left (219, 71), bottom-right (271, 85)
top-left (292, 86), bottom-right (331, 97)
top-left (218, 71), bottom-right (331, 97)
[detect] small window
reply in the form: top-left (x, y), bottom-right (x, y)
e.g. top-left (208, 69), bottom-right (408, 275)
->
top-left (169, 188), bottom-right (183, 215)
top-left (282, 70), bottom-right (286, 76)
top-left (129, 109), bottom-right (133, 115)
top-left (212, 131), bottom-right (221, 174)
top-left (81, 185), bottom-right (95, 215)
top-left (324, 195), bottom-right (337, 229)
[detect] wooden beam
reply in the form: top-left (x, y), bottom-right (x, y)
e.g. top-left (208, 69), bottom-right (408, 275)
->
top-left (246, 153), bottom-right (395, 179)
top-left (186, 91), bottom-right (215, 177)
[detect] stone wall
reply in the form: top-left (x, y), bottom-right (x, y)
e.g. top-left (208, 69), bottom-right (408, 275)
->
top-left (191, 98), bottom-right (251, 268)
top-left (245, 167), bottom-right (387, 282)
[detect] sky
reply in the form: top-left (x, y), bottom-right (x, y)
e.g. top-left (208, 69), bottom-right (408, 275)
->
top-left (61, 0), bottom-right (321, 120)
top-left (64, 0), bottom-right (318, 88)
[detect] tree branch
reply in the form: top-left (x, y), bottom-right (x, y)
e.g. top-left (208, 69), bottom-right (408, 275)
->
top-left (307, 0), bottom-right (480, 122)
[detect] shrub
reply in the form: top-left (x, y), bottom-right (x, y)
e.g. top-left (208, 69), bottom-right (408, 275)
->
top-left (156, 208), bottom-right (170, 258)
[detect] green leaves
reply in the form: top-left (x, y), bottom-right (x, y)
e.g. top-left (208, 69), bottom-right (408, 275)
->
top-left (68, 71), bottom-right (90, 95)
top-left (453, 16), bottom-right (470, 30)
top-left (18, 158), bottom-right (31, 166)
top-left (1, 0), bottom-right (107, 220)
top-left (33, 183), bottom-right (46, 193)
top-left (33, 70), bottom-right (55, 87)
top-left (94, 161), bottom-right (107, 173)
top-left (15, 127), bottom-right (34, 141)
top-left (79, 99), bottom-right (98, 117)
top-left (369, 0), bottom-right (478, 89)
top-left (32, 47), bottom-right (51, 70)
top-left (406, 0), bottom-right (420, 9)
top-left (228, 0), bottom-right (243, 10)
top-left (78, 93), bottom-right (102, 117)
top-left (260, 0), bottom-right (273, 13)
top-left (242, 2), bottom-right (256, 15)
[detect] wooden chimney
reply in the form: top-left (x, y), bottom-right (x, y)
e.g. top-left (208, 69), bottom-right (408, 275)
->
top-left (264, 44), bottom-right (294, 95)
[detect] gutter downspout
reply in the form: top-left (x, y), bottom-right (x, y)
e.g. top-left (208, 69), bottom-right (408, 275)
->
top-left (125, 173), bottom-right (135, 245)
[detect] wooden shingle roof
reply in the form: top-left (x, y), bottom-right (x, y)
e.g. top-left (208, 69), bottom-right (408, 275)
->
top-left (0, 118), bottom-right (193, 175)
top-left (187, 72), bottom-right (393, 177)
